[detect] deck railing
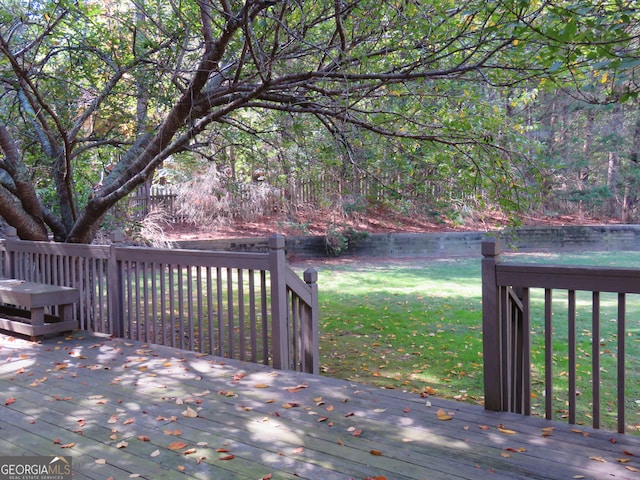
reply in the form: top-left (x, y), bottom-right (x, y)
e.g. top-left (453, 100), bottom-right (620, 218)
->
top-left (0, 229), bottom-right (318, 374)
top-left (482, 239), bottom-right (638, 433)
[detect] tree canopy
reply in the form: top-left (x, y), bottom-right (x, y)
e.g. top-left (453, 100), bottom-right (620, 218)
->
top-left (0, 0), bottom-right (638, 242)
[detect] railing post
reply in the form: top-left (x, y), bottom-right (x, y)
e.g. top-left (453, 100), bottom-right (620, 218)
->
top-left (303, 268), bottom-right (319, 375)
top-left (269, 234), bottom-right (290, 370)
top-left (482, 239), bottom-right (503, 411)
top-left (3, 226), bottom-right (18, 278)
top-left (108, 230), bottom-right (125, 338)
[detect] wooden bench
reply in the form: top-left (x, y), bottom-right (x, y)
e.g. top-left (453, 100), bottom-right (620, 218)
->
top-left (0, 279), bottom-right (79, 340)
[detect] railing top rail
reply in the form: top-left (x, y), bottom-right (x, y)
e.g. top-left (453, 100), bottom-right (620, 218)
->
top-left (496, 262), bottom-right (640, 294)
top-left (114, 245), bottom-right (272, 270)
top-left (0, 238), bottom-right (111, 258)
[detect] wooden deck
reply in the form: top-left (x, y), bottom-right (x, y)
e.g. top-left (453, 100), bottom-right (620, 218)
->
top-left (1, 333), bottom-right (639, 480)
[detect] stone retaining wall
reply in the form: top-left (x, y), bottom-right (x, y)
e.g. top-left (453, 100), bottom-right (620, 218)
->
top-left (174, 224), bottom-right (640, 259)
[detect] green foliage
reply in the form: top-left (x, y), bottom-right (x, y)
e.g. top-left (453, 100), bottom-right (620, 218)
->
top-left (324, 226), bottom-right (369, 257)
top-left (1, 0), bottom-right (640, 240)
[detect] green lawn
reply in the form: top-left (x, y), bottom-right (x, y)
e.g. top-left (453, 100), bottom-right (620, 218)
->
top-left (296, 251), bottom-right (640, 432)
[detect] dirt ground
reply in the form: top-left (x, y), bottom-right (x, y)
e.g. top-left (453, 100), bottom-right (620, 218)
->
top-left (162, 206), bottom-right (620, 241)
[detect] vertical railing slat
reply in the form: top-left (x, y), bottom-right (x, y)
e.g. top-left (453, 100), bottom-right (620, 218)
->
top-left (568, 290), bottom-right (577, 425)
top-left (544, 288), bottom-right (553, 421)
top-left (592, 291), bottom-right (601, 430)
top-left (618, 293), bottom-right (626, 434)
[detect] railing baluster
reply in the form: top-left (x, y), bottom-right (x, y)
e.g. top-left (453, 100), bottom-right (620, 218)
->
top-left (544, 288), bottom-right (553, 420)
top-left (196, 266), bottom-right (203, 353)
top-left (238, 268), bottom-right (246, 361)
top-left (249, 270), bottom-right (257, 364)
top-left (206, 267), bottom-right (214, 355)
top-left (227, 268), bottom-right (234, 358)
top-left (568, 290), bottom-right (576, 425)
top-left (186, 266), bottom-right (194, 351)
top-left (216, 267), bottom-right (224, 357)
top-left (618, 293), bottom-right (626, 434)
top-left (592, 291), bottom-right (600, 430)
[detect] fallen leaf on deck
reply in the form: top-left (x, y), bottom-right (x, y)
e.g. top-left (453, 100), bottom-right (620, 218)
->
top-left (436, 408), bottom-right (452, 421)
top-left (261, 475), bottom-right (273, 480)
top-left (589, 456), bottom-right (606, 463)
top-left (370, 450), bottom-right (383, 456)
top-left (216, 448), bottom-right (231, 453)
top-left (617, 458), bottom-right (631, 463)
top-left (625, 466), bottom-right (640, 472)
top-left (5, 397), bottom-right (16, 406)
top-left (138, 435), bottom-right (150, 442)
top-left (291, 447), bottom-right (304, 454)
top-left (168, 441), bottom-right (188, 450)
top-left (150, 450), bottom-right (160, 457)
top-left (183, 448), bottom-right (197, 455)
top-left (498, 427), bottom-right (517, 435)
top-left (282, 403), bottom-right (299, 409)
top-left (284, 384), bottom-right (308, 393)
top-left (254, 383), bottom-right (269, 388)
top-left (500, 452), bottom-right (511, 458)
top-left (219, 455), bottom-right (235, 461)
top-left (351, 429), bottom-right (363, 437)
top-left (60, 443), bottom-right (75, 449)
top-left (182, 407), bottom-right (198, 418)
top-left (116, 441), bottom-right (128, 449)
top-left (123, 418), bottom-right (134, 425)
top-left (95, 459), bottom-right (106, 465)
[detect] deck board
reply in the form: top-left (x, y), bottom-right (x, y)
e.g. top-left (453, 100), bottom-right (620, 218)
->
top-left (0, 332), bottom-right (639, 480)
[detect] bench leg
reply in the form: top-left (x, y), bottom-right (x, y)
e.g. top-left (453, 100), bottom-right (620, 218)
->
top-left (30, 307), bottom-right (45, 326)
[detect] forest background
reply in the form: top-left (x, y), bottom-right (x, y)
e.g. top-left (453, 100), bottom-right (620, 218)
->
top-left (1, 1), bottom-right (640, 244)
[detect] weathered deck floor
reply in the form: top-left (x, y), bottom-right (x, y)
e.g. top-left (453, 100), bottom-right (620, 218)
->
top-left (1, 332), bottom-right (639, 480)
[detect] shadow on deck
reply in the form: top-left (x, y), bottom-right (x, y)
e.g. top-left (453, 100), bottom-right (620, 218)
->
top-left (0, 332), bottom-right (638, 480)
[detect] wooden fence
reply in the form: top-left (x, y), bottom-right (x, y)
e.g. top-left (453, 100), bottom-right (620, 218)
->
top-left (0, 229), bottom-right (319, 374)
top-left (482, 240), bottom-right (638, 433)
